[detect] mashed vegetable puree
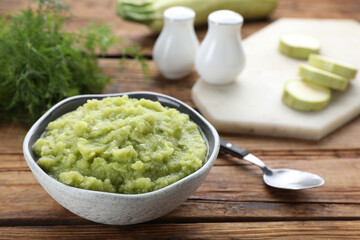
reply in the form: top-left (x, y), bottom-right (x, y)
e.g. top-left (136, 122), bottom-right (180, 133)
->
top-left (33, 96), bottom-right (207, 194)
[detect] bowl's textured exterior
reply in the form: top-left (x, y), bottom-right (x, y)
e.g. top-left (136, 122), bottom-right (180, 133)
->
top-left (23, 92), bottom-right (219, 225)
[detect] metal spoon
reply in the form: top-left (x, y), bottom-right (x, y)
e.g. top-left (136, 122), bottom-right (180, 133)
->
top-left (220, 139), bottom-right (325, 190)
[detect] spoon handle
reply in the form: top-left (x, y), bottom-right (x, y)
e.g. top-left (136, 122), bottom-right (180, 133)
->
top-left (220, 139), bottom-right (248, 158)
top-left (220, 139), bottom-right (268, 171)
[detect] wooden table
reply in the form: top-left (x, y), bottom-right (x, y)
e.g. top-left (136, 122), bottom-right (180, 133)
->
top-left (1, 0), bottom-right (360, 239)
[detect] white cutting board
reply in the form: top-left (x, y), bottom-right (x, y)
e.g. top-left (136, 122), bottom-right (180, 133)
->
top-left (192, 18), bottom-right (360, 140)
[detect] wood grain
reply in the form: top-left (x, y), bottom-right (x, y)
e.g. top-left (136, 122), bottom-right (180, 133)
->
top-left (3, 156), bottom-right (360, 203)
top-left (1, 0), bottom-right (359, 55)
top-left (1, 59), bottom-right (359, 154)
top-left (1, 221), bottom-right (360, 239)
top-left (1, 0), bottom-right (360, 238)
top-left (2, 154), bottom-right (360, 226)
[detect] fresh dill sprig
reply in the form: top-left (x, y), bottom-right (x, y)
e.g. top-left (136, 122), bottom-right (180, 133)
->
top-left (120, 45), bottom-right (150, 77)
top-left (0, 0), bottom-right (148, 124)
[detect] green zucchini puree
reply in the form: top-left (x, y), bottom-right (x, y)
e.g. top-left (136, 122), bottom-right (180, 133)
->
top-left (33, 96), bottom-right (207, 194)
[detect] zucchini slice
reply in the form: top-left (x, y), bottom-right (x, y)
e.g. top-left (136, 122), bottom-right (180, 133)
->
top-left (298, 64), bottom-right (348, 91)
top-left (278, 34), bottom-right (320, 59)
top-left (282, 79), bottom-right (331, 111)
top-left (309, 54), bottom-right (357, 79)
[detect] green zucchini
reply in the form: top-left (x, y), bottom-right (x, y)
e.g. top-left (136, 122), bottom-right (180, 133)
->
top-left (116, 0), bottom-right (278, 32)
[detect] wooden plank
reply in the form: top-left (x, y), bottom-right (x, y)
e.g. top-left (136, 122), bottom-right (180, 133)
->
top-left (3, 155), bottom-right (360, 204)
top-left (2, 184), bottom-right (360, 226)
top-left (1, 58), bottom-right (360, 153)
top-left (2, 150), bottom-right (360, 174)
top-left (1, 221), bottom-right (360, 239)
top-left (1, 1), bottom-right (360, 237)
top-left (100, 60), bottom-right (198, 104)
top-left (273, 0), bottom-right (360, 20)
top-left (2, 154), bottom-right (360, 225)
top-left (193, 162), bottom-right (360, 203)
top-left (0, 0), bottom-right (28, 15)
top-left (96, 59), bottom-right (360, 151)
top-left (2, 164), bottom-right (359, 205)
top-left (0, 0), bottom-right (153, 56)
top-left (43, 0), bottom-right (360, 56)
top-left (2, 115), bottom-right (360, 154)
top-left (2, 0), bottom-right (360, 55)
top-left (165, 201), bottom-right (360, 222)
top-left (0, 155), bottom-right (27, 172)
top-left (0, 122), bottom-right (28, 154)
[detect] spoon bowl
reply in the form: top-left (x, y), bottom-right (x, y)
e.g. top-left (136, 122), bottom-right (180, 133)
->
top-left (263, 168), bottom-right (325, 190)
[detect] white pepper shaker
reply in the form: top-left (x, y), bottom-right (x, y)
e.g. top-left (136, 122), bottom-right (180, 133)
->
top-left (153, 7), bottom-right (199, 79)
top-left (195, 10), bottom-right (246, 85)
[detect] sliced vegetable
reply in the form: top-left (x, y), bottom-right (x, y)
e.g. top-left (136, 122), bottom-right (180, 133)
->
top-left (282, 80), bottom-right (331, 111)
top-left (116, 0), bottom-right (279, 32)
top-left (309, 54), bottom-right (357, 79)
top-left (298, 64), bottom-right (348, 91)
top-left (278, 34), bottom-right (320, 59)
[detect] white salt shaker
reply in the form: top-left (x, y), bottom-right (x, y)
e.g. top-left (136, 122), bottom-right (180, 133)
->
top-left (195, 10), bottom-right (246, 85)
top-left (153, 7), bottom-right (199, 79)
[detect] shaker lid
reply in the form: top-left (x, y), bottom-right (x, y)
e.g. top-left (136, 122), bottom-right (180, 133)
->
top-left (209, 10), bottom-right (244, 25)
top-left (163, 6), bottom-right (196, 21)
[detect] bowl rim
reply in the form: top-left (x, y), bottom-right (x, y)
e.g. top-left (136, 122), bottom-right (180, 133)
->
top-left (23, 91), bottom-right (220, 199)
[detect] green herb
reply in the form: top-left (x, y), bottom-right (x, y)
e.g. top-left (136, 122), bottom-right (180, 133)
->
top-left (0, 0), bottom-right (147, 124)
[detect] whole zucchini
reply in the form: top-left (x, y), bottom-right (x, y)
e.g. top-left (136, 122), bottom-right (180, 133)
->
top-left (117, 0), bottom-right (278, 32)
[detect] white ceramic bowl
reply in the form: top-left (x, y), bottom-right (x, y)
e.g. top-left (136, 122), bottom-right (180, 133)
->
top-left (23, 92), bottom-right (219, 225)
